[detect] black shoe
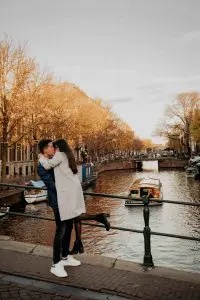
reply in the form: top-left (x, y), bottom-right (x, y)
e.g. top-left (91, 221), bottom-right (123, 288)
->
top-left (69, 240), bottom-right (84, 255)
top-left (96, 213), bottom-right (110, 231)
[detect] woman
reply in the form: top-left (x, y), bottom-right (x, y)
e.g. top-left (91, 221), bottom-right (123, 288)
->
top-left (39, 139), bottom-right (110, 254)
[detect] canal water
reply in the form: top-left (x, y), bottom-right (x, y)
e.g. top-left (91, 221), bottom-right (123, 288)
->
top-left (0, 161), bottom-right (200, 273)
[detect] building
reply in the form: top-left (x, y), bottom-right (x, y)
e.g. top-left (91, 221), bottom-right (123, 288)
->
top-left (0, 142), bottom-right (88, 181)
top-left (0, 143), bottom-right (34, 177)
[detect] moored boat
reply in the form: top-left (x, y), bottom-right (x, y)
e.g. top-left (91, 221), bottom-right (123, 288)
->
top-left (125, 178), bottom-right (163, 206)
top-left (185, 166), bottom-right (199, 179)
top-left (24, 180), bottom-right (47, 204)
top-left (185, 155), bottom-right (200, 180)
top-left (0, 207), bottom-right (10, 218)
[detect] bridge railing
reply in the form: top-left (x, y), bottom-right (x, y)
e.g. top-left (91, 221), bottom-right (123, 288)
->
top-left (0, 182), bottom-right (199, 268)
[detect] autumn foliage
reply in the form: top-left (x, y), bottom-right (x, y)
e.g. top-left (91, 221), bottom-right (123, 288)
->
top-left (156, 92), bottom-right (200, 154)
top-left (0, 38), bottom-right (144, 179)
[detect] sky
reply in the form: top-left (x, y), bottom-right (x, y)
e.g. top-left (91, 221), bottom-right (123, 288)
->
top-left (1, 0), bottom-right (200, 143)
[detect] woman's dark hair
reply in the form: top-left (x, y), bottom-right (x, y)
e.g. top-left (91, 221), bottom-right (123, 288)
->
top-left (53, 139), bottom-right (78, 174)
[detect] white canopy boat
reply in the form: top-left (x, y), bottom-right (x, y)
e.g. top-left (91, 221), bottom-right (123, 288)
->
top-left (125, 178), bottom-right (163, 207)
top-left (24, 180), bottom-right (47, 204)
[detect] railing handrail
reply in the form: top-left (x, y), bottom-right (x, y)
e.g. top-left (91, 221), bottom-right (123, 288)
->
top-left (1, 211), bottom-right (200, 242)
top-left (0, 182), bottom-right (200, 268)
top-left (0, 183), bottom-right (199, 207)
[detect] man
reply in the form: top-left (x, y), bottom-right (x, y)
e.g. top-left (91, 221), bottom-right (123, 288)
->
top-left (37, 139), bottom-right (80, 278)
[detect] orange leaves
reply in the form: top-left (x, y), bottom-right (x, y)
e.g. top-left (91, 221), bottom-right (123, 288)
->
top-left (0, 36), bottom-right (139, 154)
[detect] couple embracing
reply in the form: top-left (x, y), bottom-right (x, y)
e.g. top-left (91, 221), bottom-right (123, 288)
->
top-left (37, 139), bottom-right (110, 278)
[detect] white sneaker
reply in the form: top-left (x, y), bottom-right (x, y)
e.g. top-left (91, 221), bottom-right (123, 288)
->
top-left (60, 255), bottom-right (81, 266)
top-left (50, 262), bottom-right (68, 277)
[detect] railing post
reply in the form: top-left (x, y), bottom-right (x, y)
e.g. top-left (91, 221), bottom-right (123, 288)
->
top-left (82, 163), bottom-right (86, 182)
top-left (143, 195), bottom-right (154, 268)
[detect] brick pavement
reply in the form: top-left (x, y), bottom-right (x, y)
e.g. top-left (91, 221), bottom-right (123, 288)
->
top-left (0, 273), bottom-right (130, 300)
top-left (0, 279), bottom-right (69, 300)
top-left (0, 247), bottom-right (200, 300)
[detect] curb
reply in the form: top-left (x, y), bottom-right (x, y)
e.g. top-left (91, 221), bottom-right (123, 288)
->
top-left (0, 235), bottom-right (199, 284)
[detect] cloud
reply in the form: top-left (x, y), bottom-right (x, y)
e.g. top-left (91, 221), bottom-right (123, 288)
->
top-left (137, 75), bottom-right (200, 93)
top-left (104, 69), bottom-right (137, 74)
top-left (106, 97), bottom-right (134, 103)
top-left (136, 75), bottom-right (200, 105)
top-left (138, 86), bottom-right (164, 94)
top-left (178, 30), bottom-right (200, 43)
top-left (56, 66), bottom-right (137, 74)
top-left (150, 97), bottom-right (162, 103)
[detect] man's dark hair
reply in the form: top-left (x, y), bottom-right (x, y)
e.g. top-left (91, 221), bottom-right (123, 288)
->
top-left (38, 139), bottom-right (52, 154)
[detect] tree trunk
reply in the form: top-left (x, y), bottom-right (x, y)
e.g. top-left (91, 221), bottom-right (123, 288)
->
top-left (1, 119), bottom-right (8, 181)
top-left (32, 127), bottom-right (38, 180)
top-left (33, 143), bottom-right (38, 181)
top-left (185, 127), bottom-right (191, 157)
top-left (186, 141), bottom-right (191, 157)
top-left (1, 143), bottom-right (7, 181)
top-left (75, 148), bottom-right (79, 162)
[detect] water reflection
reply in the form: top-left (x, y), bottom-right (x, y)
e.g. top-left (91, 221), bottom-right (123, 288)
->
top-left (0, 163), bottom-right (199, 273)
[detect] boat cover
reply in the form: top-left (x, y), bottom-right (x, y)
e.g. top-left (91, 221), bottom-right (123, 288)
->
top-left (30, 180), bottom-right (46, 188)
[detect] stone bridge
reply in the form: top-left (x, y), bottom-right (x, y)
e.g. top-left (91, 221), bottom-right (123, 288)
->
top-left (96, 158), bottom-right (188, 173)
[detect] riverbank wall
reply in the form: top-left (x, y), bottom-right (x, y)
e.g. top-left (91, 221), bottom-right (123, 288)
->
top-left (96, 160), bottom-right (135, 173)
top-left (158, 159), bottom-right (188, 168)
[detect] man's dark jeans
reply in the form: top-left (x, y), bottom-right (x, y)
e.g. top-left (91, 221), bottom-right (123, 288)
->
top-left (53, 207), bottom-right (73, 264)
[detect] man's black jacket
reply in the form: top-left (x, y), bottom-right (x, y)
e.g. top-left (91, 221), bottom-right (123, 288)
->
top-left (37, 163), bottom-right (58, 209)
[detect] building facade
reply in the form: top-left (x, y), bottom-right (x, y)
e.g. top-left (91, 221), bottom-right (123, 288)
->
top-left (0, 143), bottom-right (34, 177)
top-left (0, 143), bottom-right (86, 180)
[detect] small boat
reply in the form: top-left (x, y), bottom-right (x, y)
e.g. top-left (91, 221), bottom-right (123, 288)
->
top-left (189, 155), bottom-right (200, 164)
top-left (125, 178), bottom-right (163, 206)
top-left (24, 180), bottom-right (47, 204)
top-left (185, 166), bottom-right (199, 179)
top-left (0, 207), bottom-right (10, 218)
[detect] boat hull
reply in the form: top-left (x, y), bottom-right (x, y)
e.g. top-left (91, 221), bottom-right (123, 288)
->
top-left (24, 192), bottom-right (47, 204)
top-left (125, 200), bottom-right (163, 206)
top-left (186, 173), bottom-right (197, 178)
top-left (186, 170), bottom-right (199, 179)
top-left (0, 207), bottom-right (10, 218)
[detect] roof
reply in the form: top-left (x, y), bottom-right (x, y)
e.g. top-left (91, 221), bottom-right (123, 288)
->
top-left (130, 178), bottom-right (161, 190)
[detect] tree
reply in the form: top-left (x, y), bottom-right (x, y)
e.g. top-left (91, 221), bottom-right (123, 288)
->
top-left (166, 135), bottom-right (182, 151)
top-left (143, 139), bottom-right (155, 152)
top-left (155, 92), bottom-right (200, 156)
top-left (0, 37), bottom-right (141, 180)
top-left (132, 137), bottom-right (144, 152)
top-left (24, 69), bottom-right (54, 179)
top-left (0, 38), bottom-right (35, 179)
top-left (191, 108), bottom-right (200, 146)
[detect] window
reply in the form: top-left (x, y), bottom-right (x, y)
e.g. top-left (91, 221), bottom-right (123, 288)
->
top-left (19, 167), bottom-right (22, 175)
top-left (6, 166), bottom-right (9, 175)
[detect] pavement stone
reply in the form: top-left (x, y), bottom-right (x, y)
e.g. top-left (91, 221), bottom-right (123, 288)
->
top-left (0, 246), bottom-right (199, 300)
top-left (0, 279), bottom-right (102, 300)
top-left (0, 240), bottom-right (35, 254)
top-left (0, 279), bottom-right (69, 299)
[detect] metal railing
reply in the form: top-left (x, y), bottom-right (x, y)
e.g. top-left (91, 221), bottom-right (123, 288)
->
top-left (0, 182), bottom-right (200, 268)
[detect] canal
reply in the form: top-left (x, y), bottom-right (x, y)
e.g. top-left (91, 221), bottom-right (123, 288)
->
top-left (0, 161), bottom-right (200, 273)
